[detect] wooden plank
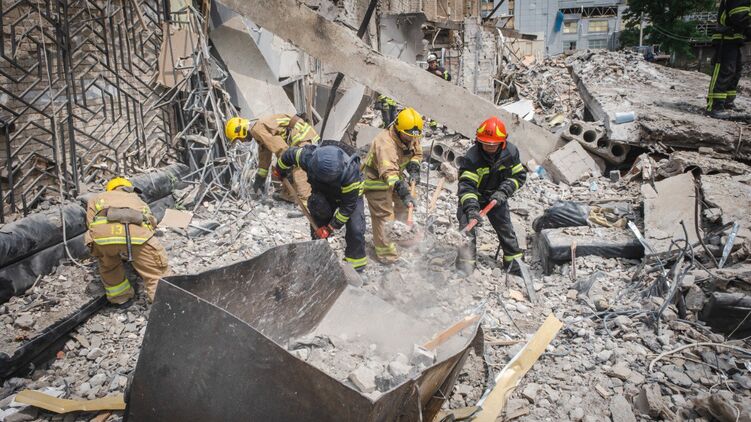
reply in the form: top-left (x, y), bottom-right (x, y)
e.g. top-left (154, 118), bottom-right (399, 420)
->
top-left (422, 315), bottom-right (480, 350)
top-left (473, 314), bottom-right (563, 422)
top-left (14, 390), bottom-right (125, 413)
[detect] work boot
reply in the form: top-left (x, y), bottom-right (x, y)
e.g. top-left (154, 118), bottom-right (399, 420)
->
top-left (707, 107), bottom-right (731, 120)
top-left (110, 298), bottom-right (134, 310)
top-left (725, 101), bottom-right (736, 110)
top-left (504, 260), bottom-right (523, 277)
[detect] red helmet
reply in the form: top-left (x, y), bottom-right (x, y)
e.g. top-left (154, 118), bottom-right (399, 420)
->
top-left (476, 117), bottom-right (508, 148)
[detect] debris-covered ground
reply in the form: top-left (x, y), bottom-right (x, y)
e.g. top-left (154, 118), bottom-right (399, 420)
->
top-left (2, 50), bottom-right (751, 422)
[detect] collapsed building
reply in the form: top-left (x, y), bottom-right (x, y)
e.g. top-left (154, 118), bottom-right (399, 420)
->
top-left (0, 0), bottom-right (750, 421)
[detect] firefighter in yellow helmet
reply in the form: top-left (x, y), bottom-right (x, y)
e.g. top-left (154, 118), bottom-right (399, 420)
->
top-left (225, 114), bottom-right (319, 203)
top-left (85, 177), bottom-right (170, 307)
top-left (362, 107), bottom-right (423, 264)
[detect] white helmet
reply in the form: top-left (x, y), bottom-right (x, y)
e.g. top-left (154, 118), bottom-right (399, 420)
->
top-left (427, 53), bottom-right (438, 63)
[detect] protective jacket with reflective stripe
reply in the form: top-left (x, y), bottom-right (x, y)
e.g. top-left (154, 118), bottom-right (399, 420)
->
top-left (250, 114), bottom-right (320, 175)
top-left (362, 127), bottom-right (422, 191)
top-left (713, 0), bottom-right (750, 43)
top-left (457, 143), bottom-right (526, 210)
top-left (85, 190), bottom-right (156, 246)
top-left (279, 145), bottom-right (363, 226)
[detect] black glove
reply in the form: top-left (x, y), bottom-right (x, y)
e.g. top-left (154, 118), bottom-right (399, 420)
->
top-left (490, 190), bottom-right (508, 204)
top-left (395, 180), bottom-right (415, 208)
top-left (405, 161), bottom-right (421, 184)
top-left (465, 206), bottom-right (483, 228)
top-left (253, 174), bottom-right (267, 194)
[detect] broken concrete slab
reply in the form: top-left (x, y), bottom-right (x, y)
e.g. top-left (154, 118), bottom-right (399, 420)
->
top-left (641, 172), bottom-right (698, 254)
top-left (568, 50), bottom-right (751, 158)
top-left (379, 13), bottom-right (425, 62)
top-left (542, 141), bottom-right (602, 185)
top-left (210, 12), bottom-right (296, 118)
top-left (354, 124), bottom-right (382, 151)
top-left (701, 173), bottom-right (751, 242)
top-left (537, 227), bottom-right (643, 275)
top-left (315, 83), bottom-right (368, 141)
top-left (217, 0), bottom-right (561, 164)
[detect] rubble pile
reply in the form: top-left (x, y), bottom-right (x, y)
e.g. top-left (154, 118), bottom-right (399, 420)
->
top-left (498, 57), bottom-right (582, 125)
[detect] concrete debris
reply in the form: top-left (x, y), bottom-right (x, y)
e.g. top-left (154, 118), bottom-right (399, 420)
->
top-left (543, 141), bottom-right (602, 185)
top-left (348, 366), bottom-right (377, 393)
top-left (641, 172), bottom-right (698, 254)
top-left (568, 50), bottom-right (751, 158)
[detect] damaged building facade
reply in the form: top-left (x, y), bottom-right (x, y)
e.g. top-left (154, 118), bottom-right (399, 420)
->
top-left (1, 0), bottom-right (751, 421)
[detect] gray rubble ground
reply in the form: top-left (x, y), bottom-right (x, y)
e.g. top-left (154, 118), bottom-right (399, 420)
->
top-left (2, 140), bottom-right (751, 421)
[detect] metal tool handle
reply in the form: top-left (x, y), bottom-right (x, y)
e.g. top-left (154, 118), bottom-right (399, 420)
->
top-left (406, 180), bottom-right (416, 226)
top-left (463, 199), bottom-right (497, 233)
top-left (124, 223), bottom-right (133, 262)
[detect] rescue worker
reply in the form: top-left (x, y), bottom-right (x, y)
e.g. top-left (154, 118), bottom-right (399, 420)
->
top-left (277, 143), bottom-right (367, 271)
top-left (377, 94), bottom-right (398, 127)
top-left (425, 53), bottom-right (451, 131)
top-left (426, 53), bottom-right (452, 81)
top-left (362, 108), bottom-right (423, 264)
top-left (706, 0), bottom-right (750, 118)
top-left (225, 114), bottom-right (320, 202)
top-left (85, 177), bottom-right (170, 306)
top-left (456, 117), bottom-right (526, 275)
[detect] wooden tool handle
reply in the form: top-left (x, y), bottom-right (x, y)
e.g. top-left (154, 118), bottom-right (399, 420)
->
top-left (281, 178), bottom-right (319, 230)
top-left (428, 177), bottom-right (446, 213)
top-left (463, 199), bottom-right (497, 233)
top-left (406, 180), bottom-right (416, 226)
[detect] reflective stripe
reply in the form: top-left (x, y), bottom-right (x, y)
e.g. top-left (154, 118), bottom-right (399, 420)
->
top-left (94, 199), bottom-right (105, 211)
top-left (509, 178), bottom-right (520, 191)
top-left (311, 135), bottom-right (320, 144)
top-left (707, 63), bottom-right (722, 111)
top-left (93, 236), bottom-right (150, 245)
top-left (460, 171), bottom-right (480, 184)
top-left (363, 179), bottom-right (390, 191)
top-left (295, 148), bottom-right (304, 166)
top-left (460, 193), bottom-right (479, 205)
top-left (257, 168), bottom-right (269, 177)
top-left (477, 167), bottom-right (490, 184)
top-left (89, 216), bottom-right (109, 227)
top-left (277, 157), bottom-right (291, 170)
top-left (511, 163), bottom-right (524, 175)
top-left (729, 6), bottom-right (750, 15)
top-left (726, 90), bottom-right (737, 97)
top-left (334, 210), bottom-right (349, 223)
top-left (345, 256), bottom-right (368, 269)
top-left (291, 125), bottom-right (311, 145)
top-left (375, 243), bottom-right (397, 255)
top-left (410, 157), bottom-right (420, 163)
top-left (503, 253), bottom-right (524, 262)
top-left (276, 118), bottom-right (291, 124)
top-left (341, 181), bottom-right (362, 194)
top-left (386, 175), bottom-right (400, 186)
top-left (105, 278), bottom-right (132, 298)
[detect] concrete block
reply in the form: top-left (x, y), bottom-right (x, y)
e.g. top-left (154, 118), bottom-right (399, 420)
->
top-left (641, 172), bottom-right (698, 254)
top-left (543, 141), bottom-right (602, 185)
top-left (348, 366), bottom-right (376, 393)
top-left (562, 120), bottom-right (630, 164)
top-left (537, 227), bottom-right (644, 275)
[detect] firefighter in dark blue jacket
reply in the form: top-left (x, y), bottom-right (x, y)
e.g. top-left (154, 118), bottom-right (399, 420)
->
top-left (707, 0), bottom-right (750, 118)
top-left (456, 117), bottom-right (526, 275)
top-left (278, 143), bottom-right (367, 271)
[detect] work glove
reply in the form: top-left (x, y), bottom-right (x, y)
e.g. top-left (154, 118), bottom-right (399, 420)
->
top-left (490, 190), bottom-right (508, 205)
top-left (465, 206), bottom-right (483, 228)
top-left (314, 224), bottom-right (333, 240)
top-left (253, 174), bottom-right (267, 194)
top-left (405, 161), bottom-right (421, 185)
top-left (395, 180), bottom-right (416, 208)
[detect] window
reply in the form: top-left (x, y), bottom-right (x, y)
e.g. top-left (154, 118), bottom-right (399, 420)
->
top-left (563, 21), bottom-right (578, 34)
top-left (588, 39), bottom-right (607, 49)
top-left (588, 20), bottom-right (608, 33)
top-left (566, 41), bottom-right (577, 50)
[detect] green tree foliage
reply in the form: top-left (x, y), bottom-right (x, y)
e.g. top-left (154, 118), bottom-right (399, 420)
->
top-left (622, 0), bottom-right (715, 56)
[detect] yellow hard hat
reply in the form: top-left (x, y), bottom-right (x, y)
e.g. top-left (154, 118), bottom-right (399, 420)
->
top-left (225, 117), bottom-right (250, 142)
top-left (395, 108), bottom-right (423, 138)
top-left (106, 177), bottom-right (133, 192)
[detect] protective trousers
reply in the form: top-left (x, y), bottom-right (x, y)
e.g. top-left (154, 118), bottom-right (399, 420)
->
top-left (308, 193), bottom-right (368, 270)
top-left (707, 41), bottom-right (744, 111)
top-left (279, 167), bottom-right (312, 203)
top-left (89, 237), bottom-right (170, 303)
top-left (364, 188), bottom-right (409, 263)
top-left (455, 200), bottom-right (523, 273)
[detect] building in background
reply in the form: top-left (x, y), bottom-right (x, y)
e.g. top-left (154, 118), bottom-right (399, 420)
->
top-left (490, 0), bottom-right (628, 56)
